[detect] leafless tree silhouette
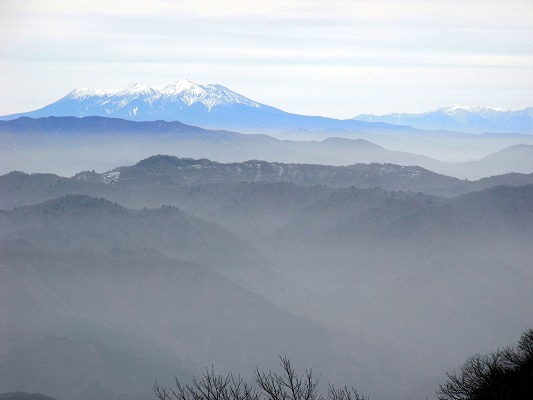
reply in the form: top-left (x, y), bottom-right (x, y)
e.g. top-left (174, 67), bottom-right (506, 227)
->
top-left (437, 328), bottom-right (533, 400)
top-left (154, 356), bottom-right (368, 400)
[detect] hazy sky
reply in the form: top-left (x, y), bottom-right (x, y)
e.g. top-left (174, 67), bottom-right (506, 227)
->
top-left (1, 0), bottom-right (532, 118)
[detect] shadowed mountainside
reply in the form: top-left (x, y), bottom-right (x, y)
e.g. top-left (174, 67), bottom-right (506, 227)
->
top-left (0, 229), bottom-right (339, 400)
top-left (2, 155), bottom-right (533, 213)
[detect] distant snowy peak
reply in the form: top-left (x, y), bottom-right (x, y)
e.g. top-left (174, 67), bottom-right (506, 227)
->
top-left (64, 79), bottom-right (260, 111)
top-left (354, 106), bottom-right (533, 133)
top-left (439, 105), bottom-right (507, 114)
top-left (154, 79), bottom-right (260, 110)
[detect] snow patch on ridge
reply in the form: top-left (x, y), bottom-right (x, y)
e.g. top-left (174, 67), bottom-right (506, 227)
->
top-left (102, 171), bottom-right (120, 183)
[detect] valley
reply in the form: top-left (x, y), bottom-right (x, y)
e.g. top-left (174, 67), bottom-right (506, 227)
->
top-left (1, 152), bottom-right (532, 400)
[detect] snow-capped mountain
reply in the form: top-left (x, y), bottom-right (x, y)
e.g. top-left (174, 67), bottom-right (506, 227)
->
top-left (353, 105), bottom-right (533, 133)
top-left (66, 80), bottom-right (260, 112)
top-left (0, 80), bottom-right (406, 133)
top-left (50, 79), bottom-right (262, 117)
top-left (0, 79), bottom-right (268, 126)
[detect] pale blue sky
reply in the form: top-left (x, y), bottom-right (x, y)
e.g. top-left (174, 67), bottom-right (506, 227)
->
top-left (1, 0), bottom-right (532, 118)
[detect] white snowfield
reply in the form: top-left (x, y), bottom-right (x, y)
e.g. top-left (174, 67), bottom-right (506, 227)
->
top-left (440, 105), bottom-right (507, 113)
top-left (66, 79), bottom-right (260, 112)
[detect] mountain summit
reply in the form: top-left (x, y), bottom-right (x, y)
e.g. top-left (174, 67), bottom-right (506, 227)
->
top-left (65, 79), bottom-right (260, 112)
top-left (53, 79), bottom-right (261, 116)
top-left (0, 80), bottom-right (408, 133)
top-left (0, 79), bottom-right (268, 126)
top-left (353, 105), bottom-right (533, 133)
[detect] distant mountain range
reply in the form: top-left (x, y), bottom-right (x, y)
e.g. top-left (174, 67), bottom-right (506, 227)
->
top-left (0, 80), bottom-right (405, 133)
top-left (1, 79), bottom-right (530, 134)
top-left (1, 116), bottom-right (532, 179)
top-left (354, 105), bottom-right (533, 134)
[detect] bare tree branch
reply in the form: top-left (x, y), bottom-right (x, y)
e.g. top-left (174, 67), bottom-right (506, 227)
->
top-left (155, 356), bottom-right (368, 400)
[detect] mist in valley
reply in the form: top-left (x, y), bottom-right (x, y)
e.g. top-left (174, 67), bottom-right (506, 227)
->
top-left (1, 143), bottom-right (532, 400)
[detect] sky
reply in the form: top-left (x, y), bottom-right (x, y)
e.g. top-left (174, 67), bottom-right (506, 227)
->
top-left (1, 0), bottom-right (532, 119)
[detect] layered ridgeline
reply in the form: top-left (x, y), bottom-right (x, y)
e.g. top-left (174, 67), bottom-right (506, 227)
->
top-left (1, 163), bottom-right (533, 400)
top-left (1, 116), bottom-right (532, 179)
top-left (0, 80), bottom-right (404, 133)
top-left (2, 155), bottom-right (533, 211)
top-left (0, 195), bottom-right (338, 400)
top-left (354, 105), bottom-right (533, 134)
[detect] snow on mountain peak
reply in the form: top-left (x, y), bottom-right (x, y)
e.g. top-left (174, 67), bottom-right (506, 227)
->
top-left (441, 105), bottom-right (507, 113)
top-left (154, 79), bottom-right (199, 95)
top-left (65, 80), bottom-right (260, 111)
top-left (67, 87), bottom-right (116, 99)
top-left (118, 83), bottom-right (152, 94)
